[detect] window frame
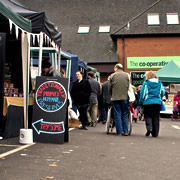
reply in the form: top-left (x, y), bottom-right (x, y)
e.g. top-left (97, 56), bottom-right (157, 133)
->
top-left (98, 25), bottom-right (111, 33)
top-left (147, 13), bottom-right (160, 25)
top-left (77, 26), bottom-right (90, 34)
top-left (166, 13), bottom-right (179, 25)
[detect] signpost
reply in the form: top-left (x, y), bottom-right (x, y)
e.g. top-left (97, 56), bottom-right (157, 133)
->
top-left (130, 71), bottom-right (145, 87)
top-left (32, 76), bottom-right (68, 144)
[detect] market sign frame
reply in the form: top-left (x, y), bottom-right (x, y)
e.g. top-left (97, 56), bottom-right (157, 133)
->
top-left (127, 56), bottom-right (180, 69)
top-left (32, 76), bottom-right (68, 144)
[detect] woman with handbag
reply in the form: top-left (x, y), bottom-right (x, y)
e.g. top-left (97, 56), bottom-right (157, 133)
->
top-left (139, 71), bottom-right (165, 137)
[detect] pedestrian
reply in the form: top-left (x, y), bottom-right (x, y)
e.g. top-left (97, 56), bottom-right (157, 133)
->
top-left (108, 63), bottom-right (130, 136)
top-left (71, 71), bottom-right (92, 130)
top-left (139, 71), bottom-right (165, 137)
top-left (131, 85), bottom-right (139, 123)
top-left (87, 71), bottom-right (101, 127)
top-left (101, 76), bottom-right (111, 124)
top-left (97, 84), bottom-right (104, 123)
top-left (136, 85), bottom-right (144, 121)
top-left (173, 91), bottom-right (180, 119)
top-left (41, 58), bottom-right (61, 77)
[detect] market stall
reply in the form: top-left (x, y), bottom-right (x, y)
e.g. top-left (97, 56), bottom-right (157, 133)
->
top-left (30, 49), bottom-right (88, 91)
top-left (61, 50), bottom-right (88, 91)
top-left (156, 60), bottom-right (180, 115)
top-left (0, 1), bottom-right (32, 138)
top-left (0, 1), bottom-right (66, 143)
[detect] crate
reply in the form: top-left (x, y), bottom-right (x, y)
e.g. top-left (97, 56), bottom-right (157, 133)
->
top-left (68, 119), bottom-right (79, 128)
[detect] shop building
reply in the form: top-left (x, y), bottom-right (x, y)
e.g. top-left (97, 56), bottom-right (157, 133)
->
top-left (111, 0), bottom-right (180, 78)
top-left (17, 0), bottom-right (180, 82)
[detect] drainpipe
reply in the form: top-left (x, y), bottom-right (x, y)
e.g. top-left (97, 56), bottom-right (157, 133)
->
top-left (122, 36), bottom-right (125, 71)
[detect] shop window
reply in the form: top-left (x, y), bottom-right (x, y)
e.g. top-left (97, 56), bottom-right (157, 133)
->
top-left (98, 25), bottom-right (110, 33)
top-left (166, 13), bottom-right (179, 24)
top-left (77, 26), bottom-right (90, 34)
top-left (147, 13), bottom-right (160, 25)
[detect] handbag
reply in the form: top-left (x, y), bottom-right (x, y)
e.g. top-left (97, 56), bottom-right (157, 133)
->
top-left (160, 101), bottom-right (166, 111)
top-left (128, 84), bottom-right (136, 103)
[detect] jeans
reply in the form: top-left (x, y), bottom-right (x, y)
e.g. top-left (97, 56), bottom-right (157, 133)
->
top-left (112, 100), bottom-right (129, 134)
top-left (98, 104), bottom-right (110, 122)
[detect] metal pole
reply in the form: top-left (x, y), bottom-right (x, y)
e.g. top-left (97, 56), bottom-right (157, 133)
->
top-left (38, 32), bottom-right (43, 76)
top-left (58, 48), bottom-right (61, 72)
top-left (21, 33), bottom-right (30, 129)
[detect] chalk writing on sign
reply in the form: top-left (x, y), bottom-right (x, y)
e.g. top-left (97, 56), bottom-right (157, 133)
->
top-left (36, 81), bottom-right (67, 112)
top-left (32, 119), bottom-right (65, 134)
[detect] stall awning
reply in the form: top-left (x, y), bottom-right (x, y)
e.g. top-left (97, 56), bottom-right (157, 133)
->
top-left (88, 66), bottom-right (100, 77)
top-left (156, 61), bottom-right (180, 83)
top-left (0, 2), bottom-right (31, 32)
top-left (1, 0), bottom-right (61, 46)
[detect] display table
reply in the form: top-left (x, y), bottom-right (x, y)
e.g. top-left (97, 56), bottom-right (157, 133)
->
top-left (3, 97), bottom-right (34, 139)
top-left (3, 97), bottom-right (34, 116)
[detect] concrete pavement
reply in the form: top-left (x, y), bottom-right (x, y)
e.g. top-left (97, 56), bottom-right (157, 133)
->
top-left (0, 117), bottom-right (180, 180)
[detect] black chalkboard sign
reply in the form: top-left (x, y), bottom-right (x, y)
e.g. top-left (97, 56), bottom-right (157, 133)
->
top-left (32, 76), bottom-right (68, 144)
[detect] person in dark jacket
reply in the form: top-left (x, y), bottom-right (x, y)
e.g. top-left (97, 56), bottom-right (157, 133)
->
top-left (71, 71), bottom-right (92, 130)
top-left (87, 71), bottom-right (101, 127)
top-left (139, 71), bottom-right (165, 137)
top-left (41, 59), bottom-right (61, 77)
top-left (101, 76), bottom-right (111, 124)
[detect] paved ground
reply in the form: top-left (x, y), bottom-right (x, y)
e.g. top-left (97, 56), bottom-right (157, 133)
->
top-left (0, 117), bottom-right (180, 180)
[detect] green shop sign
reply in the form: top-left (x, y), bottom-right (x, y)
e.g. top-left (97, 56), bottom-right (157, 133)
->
top-left (127, 56), bottom-right (180, 69)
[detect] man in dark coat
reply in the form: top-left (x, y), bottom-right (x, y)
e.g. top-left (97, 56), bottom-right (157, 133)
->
top-left (71, 71), bottom-right (92, 130)
top-left (101, 76), bottom-right (111, 123)
top-left (87, 71), bottom-right (100, 127)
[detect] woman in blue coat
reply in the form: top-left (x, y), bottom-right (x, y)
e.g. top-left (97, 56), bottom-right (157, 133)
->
top-left (139, 71), bottom-right (165, 137)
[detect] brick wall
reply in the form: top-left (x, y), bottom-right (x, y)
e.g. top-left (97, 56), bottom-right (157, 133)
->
top-left (117, 36), bottom-right (180, 73)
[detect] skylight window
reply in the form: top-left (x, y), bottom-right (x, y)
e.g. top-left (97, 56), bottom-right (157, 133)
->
top-left (147, 13), bottom-right (160, 25)
top-left (166, 13), bottom-right (179, 24)
top-left (98, 25), bottom-right (110, 33)
top-left (77, 26), bottom-right (90, 33)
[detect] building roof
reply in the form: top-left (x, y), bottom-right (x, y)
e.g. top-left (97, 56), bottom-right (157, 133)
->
top-left (16, 0), bottom-right (180, 64)
top-left (111, 0), bottom-right (180, 37)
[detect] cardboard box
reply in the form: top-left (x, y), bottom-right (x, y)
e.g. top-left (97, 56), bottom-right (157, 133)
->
top-left (68, 119), bottom-right (79, 128)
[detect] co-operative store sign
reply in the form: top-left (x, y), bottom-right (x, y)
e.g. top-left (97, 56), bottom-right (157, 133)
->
top-left (127, 56), bottom-right (180, 69)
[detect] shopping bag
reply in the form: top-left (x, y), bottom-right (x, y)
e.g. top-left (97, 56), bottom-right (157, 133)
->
top-left (160, 101), bottom-right (166, 111)
top-left (134, 109), bottom-right (137, 119)
top-left (128, 85), bottom-right (136, 103)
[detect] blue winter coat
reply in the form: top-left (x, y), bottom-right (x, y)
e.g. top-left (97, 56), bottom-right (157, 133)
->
top-left (139, 78), bottom-right (165, 105)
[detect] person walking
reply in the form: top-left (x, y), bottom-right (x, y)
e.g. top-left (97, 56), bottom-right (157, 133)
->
top-left (108, 64), bottom-right (130, 136)
top-left (101, 76), bottom-right (111, 124)
top-left (87, 71), bottom-right (101, 127)
top-left (71, 71), bottom-right (92, 130)
top-left (136, 85), bottom-right (144, 121)
top-left (139, 71), bottom-right (165, 137)
top-left (173, 91), bottom-right (180, 119)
